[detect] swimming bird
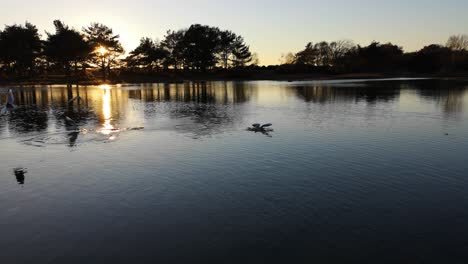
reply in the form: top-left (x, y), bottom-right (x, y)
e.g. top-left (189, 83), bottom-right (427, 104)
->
top-left (248, 123), bottom-right (273, 131)
top-left (248, 123), bottom-right (274, 137)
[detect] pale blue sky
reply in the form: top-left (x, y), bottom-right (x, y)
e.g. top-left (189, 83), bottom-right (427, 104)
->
top-left (1, 0), bottom-right (467, 65)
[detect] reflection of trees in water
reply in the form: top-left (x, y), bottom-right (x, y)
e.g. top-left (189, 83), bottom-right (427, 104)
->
top-left (139, 82), bottom-right (255, 137)
top-left (128, 81), bottom-right (253, 104)
top-left (414, 80), bottom-right (468, 115)
top-left (8, 106), bottom-right (48, 133)
top-left (293, 80), bottom-right (468, 116)
top-left (171, 104), bottom-right (242, 137)
top-left (1, 82), bottom-right (256, 138)
top-left (6, 86), bottom-right (49, 107)
top-left (0, 116), bottom-right (4, 131)
top-left (54, 86), bottom-right (94, 147)
top-left (2, 86), bottom-right (49, 134)
top-left (50, 85), bottom-right (97, 129)
top-left (3, 85), bottom-right (98, 135)
top-left (294, 82), bottom-right (400, 104)
top-left (442, 89), bottom-right (466, 114)
top-left (0, 111), bottom-right (5, 131)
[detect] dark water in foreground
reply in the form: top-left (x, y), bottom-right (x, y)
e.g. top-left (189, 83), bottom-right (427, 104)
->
top-left (1, 79), bottom-right (468, 263)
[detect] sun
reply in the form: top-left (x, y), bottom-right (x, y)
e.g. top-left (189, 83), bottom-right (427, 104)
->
top-left (97, 46), bottom-right (108, 56)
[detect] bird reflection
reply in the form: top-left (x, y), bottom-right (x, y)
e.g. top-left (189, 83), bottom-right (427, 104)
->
top-left (14, 168), bottom-right (27, 185)
top-left (68, 131), bottom-right (79, 147)
top-left (1, 89), bottom-right (16, 114)
top-left (64, 116), bottom-right (80, 147)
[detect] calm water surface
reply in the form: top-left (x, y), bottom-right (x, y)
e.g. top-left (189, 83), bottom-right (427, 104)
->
top-left (1, 79), bottom-right (468, 263)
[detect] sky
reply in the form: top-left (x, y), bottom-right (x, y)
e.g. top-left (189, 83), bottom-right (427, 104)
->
top-left (1, 0), bottom-right (467, 65)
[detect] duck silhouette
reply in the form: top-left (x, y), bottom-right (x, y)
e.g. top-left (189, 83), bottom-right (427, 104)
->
top-left (247, 123), bottom-right (274, 137)
top-left (249, 123), bottom-right (272, 131)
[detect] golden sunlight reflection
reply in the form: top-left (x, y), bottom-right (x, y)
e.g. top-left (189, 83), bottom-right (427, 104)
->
top-left (99, 85), bottom-right (117, 135)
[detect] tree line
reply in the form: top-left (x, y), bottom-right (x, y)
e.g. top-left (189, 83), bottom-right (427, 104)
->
top-left (1, 20), bottom-right (468, 82)
top-left (279, 35), bottom-right (468, 74)
top-left (126, 25), bottom-right (254, 73)
top-left (0, 21), bottom-right (255, 81)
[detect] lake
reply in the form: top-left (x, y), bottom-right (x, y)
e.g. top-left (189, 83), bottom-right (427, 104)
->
top-left (1, 79), bottom-right (468, 263)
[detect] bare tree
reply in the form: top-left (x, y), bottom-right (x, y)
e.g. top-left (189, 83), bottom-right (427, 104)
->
top-left (329, 40), bottom-right (355, 65)
top-left (280, 52), bottom-right (296, 65)
top-left (250, 52), bottom-right (260, 66)
top-left (446, 35), bottom-right (468, 51)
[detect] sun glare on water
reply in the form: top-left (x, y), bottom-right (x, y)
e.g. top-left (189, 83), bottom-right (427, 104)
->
top-left (99, 85), bottom-right (117, 136)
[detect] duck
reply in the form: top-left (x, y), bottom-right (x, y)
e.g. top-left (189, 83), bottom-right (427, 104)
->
top-left (248, 123), bottom-right (273, 131)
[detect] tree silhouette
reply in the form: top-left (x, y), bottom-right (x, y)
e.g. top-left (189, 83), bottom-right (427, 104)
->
top-left (329, 40), bottom-right (355, 65)
top-left (231, 35), bottom-right (252, 67)
top-left (293, 40), bottom-right (355, 69)
top-left (352, 42), bottom-right (404, 72)
top-left (181, 24), bottom-right (221, 71)
top-left (409, 44), bottom-right (451, 73)
top-left (2, 19), bottom-right (468, 81)
top-left (216, 31), bottom-right (252, 68)
top-left (280, 52), bottom-right (296, 65)
top-left (44, 20), bottom-right (91, 79)
top-left (217, 30), bottom-right (237, 69)
top-left (126, 37), bottom-right (169, 72)
top-left (83, 23), bottom-right (124, 80)
top-left (446, 35), bottom-right (468, 51)
top-left (294, 43), bottom-right (317, 65)
top-left (0, 22), bottom-right (42, 77)
top-left (250, 52), bottom-right (260, 66)
top-left (160, 30), bottom-right (185, 70)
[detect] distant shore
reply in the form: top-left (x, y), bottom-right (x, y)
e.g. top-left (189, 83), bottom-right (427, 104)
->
top-left (0, 72), bottom-right (467, 86)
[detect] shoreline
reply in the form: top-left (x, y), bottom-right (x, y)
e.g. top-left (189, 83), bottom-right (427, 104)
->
top-left (0, 73), bottom-right (466, 86)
